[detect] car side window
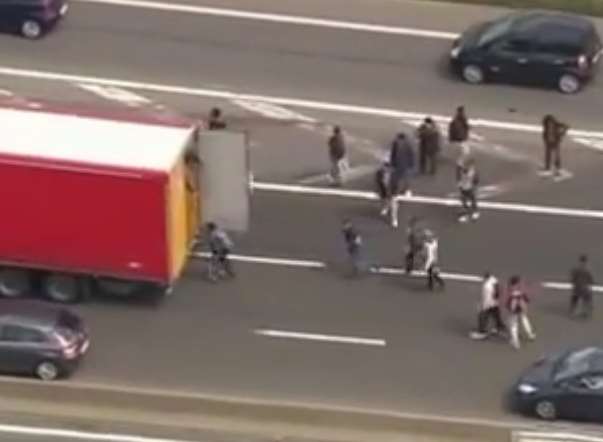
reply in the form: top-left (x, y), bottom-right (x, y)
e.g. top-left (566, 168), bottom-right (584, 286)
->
top-left (496, 38), bottom-right (532, 54)
top-left (0, 325), bottom-right (46, 343)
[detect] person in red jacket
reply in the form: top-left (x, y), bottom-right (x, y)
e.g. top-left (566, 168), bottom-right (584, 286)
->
top-left (506, 275), bottom-right (536, 349)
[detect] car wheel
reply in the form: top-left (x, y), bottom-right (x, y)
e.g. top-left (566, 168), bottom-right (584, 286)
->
top-left (558, 74), bottom-right (581, 94)
top-left (0, 268), bottom-right (31, 298)
top-left (535, 400), bottom-right (557, 420)
top-left (44, 273), bottom-right (81, 303)
top-left (35, 361), bottom-right (60, 381)
top-left (462, 64), bottom-right (485, 84)
top-left (21, 19), bottom-right (43, 39)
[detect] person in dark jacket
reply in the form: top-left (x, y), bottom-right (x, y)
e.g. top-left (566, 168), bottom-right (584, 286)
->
top-left (341, 219), bottom-right (364, 276)
top-left (207, 222), bottom-right (235, 281)
top-left (404, 216), bottom-right (422, 274)
top-left (541, 114), bottom-right (569, 178)
top-left (448, 106), bottom-right (471, 179)
top-left (457, 158), bottom-right (480, 222)
top-left (375, 161), bottom-right (393, 221)
top-left (417, 117), bottom-right (441, 175)
top-left (208, 107), bottom-right (227, 130)
top-left (389, 132), bottom-right (415, 197)
top-left (328, 126), bottom-right (347, 187)
top-left (570, 254), bottom-right (594, 319)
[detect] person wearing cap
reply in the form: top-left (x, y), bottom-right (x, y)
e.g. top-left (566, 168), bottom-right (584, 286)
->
top-left (422, 229), bottom-right (444, 291)
top-left (416, 117), bottom-right (441, 175)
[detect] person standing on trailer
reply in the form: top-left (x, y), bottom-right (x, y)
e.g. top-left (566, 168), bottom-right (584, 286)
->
top-left (208, 107), bottom-right (227, 130)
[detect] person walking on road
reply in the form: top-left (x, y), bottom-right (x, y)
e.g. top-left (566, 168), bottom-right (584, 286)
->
top-left (470, 272), bottom-right (506, 340)
top-left (375, 161), bottom-right (398, 227)
top-left (423, 229), bottom-right (444, 291)
top-left (448, 106), bottom-right (471, 180)
top-left (207, 222), bottom-right (235, 281)
top-left (328, 126), bottom-right (347, 187)
top-left (540, 114), bottom-right (569, 179)
top-left (457, 157), bottom-right (480, 223)
top-left (570, 254), bottom-right (594, 319)
top-left (404, 216), bottom-right (422, 274)
top-left (208, 107), bottom-right (227, 130)
top-left (506, 275), bottom-right (536, 350)
top-left (417, 117), bottom-right (441, 175)
top-left (389, 132), bottom-right (415, 198)
top-left (342, 219), bottom-right (365, 276)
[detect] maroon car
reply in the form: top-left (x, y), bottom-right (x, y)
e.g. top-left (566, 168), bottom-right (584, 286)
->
top-left (0, 0), bottom-right (69, 39)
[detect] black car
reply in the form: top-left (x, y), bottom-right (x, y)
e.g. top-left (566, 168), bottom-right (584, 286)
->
top-left (0, 300), bottom-right (89, 380)
top-left (450, 11), bottom-right (603, 93)
top-left (513, 346), bottom-right (603, 422)
top-left (0, 0), bottom-right (69, 39)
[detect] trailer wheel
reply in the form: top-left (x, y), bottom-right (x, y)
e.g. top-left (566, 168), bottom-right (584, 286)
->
top-left (96, 278), bottom-right (142, 297)
top-left (0, 268), bottom-right (31, 298)
top-left (44, 273), bottom-right (81, 303)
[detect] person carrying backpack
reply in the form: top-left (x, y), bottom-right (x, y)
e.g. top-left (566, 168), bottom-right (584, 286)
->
top-left (207, 222), bottom-right (235, 281)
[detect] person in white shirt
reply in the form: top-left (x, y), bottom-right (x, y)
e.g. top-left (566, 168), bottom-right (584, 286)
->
top-left (423, 230), bottom-right (444, 291)
top-left (470, 272), bottom-right (506, 340)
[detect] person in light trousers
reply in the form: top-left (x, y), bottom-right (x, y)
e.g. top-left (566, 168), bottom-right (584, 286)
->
top-left (506, 275), bottom-right (536, 349)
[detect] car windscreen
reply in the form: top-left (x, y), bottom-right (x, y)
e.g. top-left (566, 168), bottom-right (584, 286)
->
top-left (554, 347), bottom-right (603, 380)
top-left (477, 15), bottom-right (518, 47)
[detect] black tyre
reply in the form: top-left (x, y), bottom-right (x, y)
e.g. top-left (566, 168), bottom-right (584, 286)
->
top-left (44, 273), bottom-right (81, 303)
top-left (0, 268), bottom-right (31, 298)
top-left (35, 360), bottom-right (60, 381)
top-left (535, 399), bottom-right (557, 420)
top-left (21, 19), bottom-right (43, 39)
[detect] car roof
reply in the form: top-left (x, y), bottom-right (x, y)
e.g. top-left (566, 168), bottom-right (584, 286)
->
top-left (511, 11), bottom-right (594, 38)
top-left (0, 300), bottom-right (63, 329)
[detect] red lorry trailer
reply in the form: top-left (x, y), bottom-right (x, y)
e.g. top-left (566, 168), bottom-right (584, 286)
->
top-left (0, 100), bottom-right (202, 303)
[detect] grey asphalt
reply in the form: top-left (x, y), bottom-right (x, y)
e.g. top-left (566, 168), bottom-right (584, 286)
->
top-left (0, 0), bottom-right (603, 129)
top-left (0, 0), bottom-right (602, 426)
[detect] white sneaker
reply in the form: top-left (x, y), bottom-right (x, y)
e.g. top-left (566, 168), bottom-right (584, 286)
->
top-left (404, 190), bottom-right (412, 197)
top-left (458, 215), bottom-right (469, 223)
top-left (537, 168), bottom-right (553, 176)
top-left (380, 208), bottom-right (388, 216)
top-left (471, 212), bottom-right (480, 221)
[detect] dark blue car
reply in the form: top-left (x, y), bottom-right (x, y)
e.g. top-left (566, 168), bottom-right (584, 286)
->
top-left (450, 11), bottom-right (602, 94)
top-left (513, 346), bottom-right (603, 422)
top-left (0, 0), bottom-right (68, 39)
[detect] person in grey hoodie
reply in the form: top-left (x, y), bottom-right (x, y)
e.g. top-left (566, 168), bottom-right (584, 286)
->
top-left (457, 157), bottom-right (480, 223)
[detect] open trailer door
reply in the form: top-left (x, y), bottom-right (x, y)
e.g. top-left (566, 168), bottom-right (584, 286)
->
top-left (196, 131), bottom-right (250, 233)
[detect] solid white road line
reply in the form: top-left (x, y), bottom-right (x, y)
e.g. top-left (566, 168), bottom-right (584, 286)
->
top-left (74, 0), bottom-right (458, 40)
top-left (0, 423), bottom-right (195, 442)
top-left (1, 66), bottom-right (603, 141)
top-left (254, 329), bottom-right (387, 346)
top-left (191, 251), bottom-right (603, 293)
top-left (252, 181), bottom-right (603, 220)
top-left (515, 432), bottom-right (603, 442)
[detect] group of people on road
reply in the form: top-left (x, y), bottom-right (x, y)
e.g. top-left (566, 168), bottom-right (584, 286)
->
top-left (202, 106), bottom-right (592, 351)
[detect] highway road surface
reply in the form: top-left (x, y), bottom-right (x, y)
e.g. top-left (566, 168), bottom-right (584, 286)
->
top-left (0, 0), bottom-right (603, 428)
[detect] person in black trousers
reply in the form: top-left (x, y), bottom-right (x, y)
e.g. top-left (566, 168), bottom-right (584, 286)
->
top-left (570, 254), bottom-right (595, 319)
